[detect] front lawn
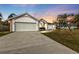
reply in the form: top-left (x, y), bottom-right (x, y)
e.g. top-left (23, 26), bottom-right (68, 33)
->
top-left (43, 29), bottom-right (79, 53)
top-left (0, 32), bottom-right (10, 37)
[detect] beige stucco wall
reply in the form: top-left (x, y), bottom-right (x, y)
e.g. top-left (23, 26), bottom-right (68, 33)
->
top-left (8, 19), bottom-right (15, 32)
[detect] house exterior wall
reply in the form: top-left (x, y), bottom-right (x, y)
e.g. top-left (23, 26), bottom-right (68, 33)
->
top-left (8, 20), bottom-right (12, 32)
top-left (48, 24), bottom-right (56, 30)
top-left (52, 25), bottom-right (56, 30)
top-left (12, 20), bottom-right (15, 32)
top-left (45, 24), bottom-right (48, 30)
top-left (9, 19), bottom-right (15, 32)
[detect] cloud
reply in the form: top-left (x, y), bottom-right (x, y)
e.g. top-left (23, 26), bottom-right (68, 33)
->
top-left (9, 4), bottom-right (79, 23)
top-left (44, 4), bottom-right (79, 16)
top-left (32, 5), bottom-right (79, 23)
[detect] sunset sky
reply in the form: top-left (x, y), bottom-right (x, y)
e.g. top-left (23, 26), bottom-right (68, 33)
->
top-left (0, 4), bottom-right (79, 23)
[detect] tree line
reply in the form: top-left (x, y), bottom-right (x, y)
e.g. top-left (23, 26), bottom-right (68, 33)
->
top-left (57, 13), bottom-right (79, 31)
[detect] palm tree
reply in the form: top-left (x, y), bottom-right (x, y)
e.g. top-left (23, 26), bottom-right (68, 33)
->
top-left (8, 13), bottom-right (16, 19)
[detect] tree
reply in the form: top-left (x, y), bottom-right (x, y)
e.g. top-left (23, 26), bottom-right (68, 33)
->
top-left (57, 13), bottom-right (75, 31)
top-left (8, 13), bottom-right (16, 18)
top-left (66, 14), bottom-right (75, 31)
top-left (0, 13), bottom-right (2, 20)
top-left (74, 14), bottom-right (79, 28)
top-left (0, 13), bottom-right (3, 25)
top-left (0, 13), bottom-right (4, 32)
top-left (57, 14), bottom-right (67, 29)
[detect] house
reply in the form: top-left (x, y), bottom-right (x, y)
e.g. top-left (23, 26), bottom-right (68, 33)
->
top-left (38, 19), bottom-right (48, 30)
top-left (47, 23), bottom-right (56, 30)
top-left (7, 13), bottom-right (39, 32)
top-left (39, 19), bottom-right (56, 30)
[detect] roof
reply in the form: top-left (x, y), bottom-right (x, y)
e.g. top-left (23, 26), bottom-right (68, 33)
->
top-left (7, 12), bottom-right (38, 21)
top-left (39, 18), bottom-right (55, 24)
top-left (39, 19), bottom-right (48, 23)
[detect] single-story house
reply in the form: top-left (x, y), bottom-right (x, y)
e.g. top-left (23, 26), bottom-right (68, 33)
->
top-left (47, 23), bottom-right (56, 30)
top-left (39, 19), bottom-right (56, 30)
top-left (7, 13), bottom-right (39, 32)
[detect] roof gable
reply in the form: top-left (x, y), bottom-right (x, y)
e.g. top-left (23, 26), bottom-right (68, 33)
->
top-left (39, 19), bottom-right (48, 23)
top-left (7, 12), bottom-right (38, 21)
top-left (15, 15), bottom-right (38, 23)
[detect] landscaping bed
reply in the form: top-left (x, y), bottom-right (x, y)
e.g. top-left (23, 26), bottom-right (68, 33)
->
top-left (0, 32), bottom-right (10, 37)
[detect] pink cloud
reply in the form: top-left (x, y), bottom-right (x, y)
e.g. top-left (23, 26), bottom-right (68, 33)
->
top-left (33, 5), bottom-right (79, 23)
top-left (12, 4), bottom-right (78, 23)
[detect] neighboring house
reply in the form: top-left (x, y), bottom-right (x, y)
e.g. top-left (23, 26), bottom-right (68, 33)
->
top-left (47, 23), bottom-right (56, 30)
top-left (7, 13), bottom-right (39, 32)
top-left (39, 19), bottom-right (56, 30)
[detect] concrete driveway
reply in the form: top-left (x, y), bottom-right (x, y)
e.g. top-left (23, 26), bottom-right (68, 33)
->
top-left (0, 31), bottom-right (77, 54)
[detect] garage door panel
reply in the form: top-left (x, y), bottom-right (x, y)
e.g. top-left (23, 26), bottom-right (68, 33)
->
top-left (15, 22), bottom-right (38, 31)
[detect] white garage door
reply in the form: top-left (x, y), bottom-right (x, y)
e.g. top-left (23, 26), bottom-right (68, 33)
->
top-left (15, 22), bottom-right (38, 31)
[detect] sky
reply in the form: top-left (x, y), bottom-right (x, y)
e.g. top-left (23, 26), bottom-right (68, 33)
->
top-left (0, 4), bottom-right (79, 23)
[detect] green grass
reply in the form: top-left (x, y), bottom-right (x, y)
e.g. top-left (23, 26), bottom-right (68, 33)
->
top-left (0, 32), bottom-right (10, 37)
top-left (43, 29), bottom-right (79, 53)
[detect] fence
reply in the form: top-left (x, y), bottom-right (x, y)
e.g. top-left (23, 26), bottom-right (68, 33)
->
top-left (0, 25), bottom-right (9, 32)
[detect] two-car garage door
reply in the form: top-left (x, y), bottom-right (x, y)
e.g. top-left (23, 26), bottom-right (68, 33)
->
top-left (15, 22), bottom-right (38, 31)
